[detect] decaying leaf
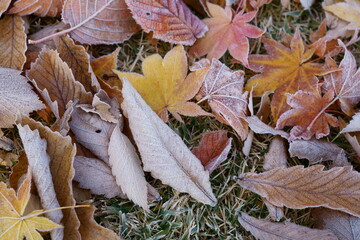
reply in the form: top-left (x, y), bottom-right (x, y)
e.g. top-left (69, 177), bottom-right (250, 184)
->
top-left (245, 28), bottom-right (336, 121)
top-left (196, 59), bottom-right (249, 140)
top-left (115, 45), bottom-right (210, 122)
top-left (0, 170), bottom-right (62, 240)
top-left (238, 211), bottom-right (338, 240)
top-left (289, 139), bottom-right (349, 166)
top-left (342, 112), bottom-right (360, 133)
top-left (125, 0), bottom-right (208, 45)
top-left (121, 78), bottom-right (217, 206)
top-left (313, 208), bottom-right (360, 240)
top-left (237, 165), bottom-right (360, 217)
top-left (27, 48), bottom-right (92, 118)
top-left (0, 68), bottom-right (44, 128)
top-left (276, 90), bottom-right (339, 141)
top-left (323, 42), bottom-right (360, 116)
top-left (0, 15), bottom-right (27, 70)
top-left (192, 130), bottom-right (232, 173)
top-left (324, 0), bottom-right (360, 31)
top-left (189, 2), bottom-right (264, 66)
top-left (55, 34), bottom-right (100, 93)
top-left (9, 0), bottom-right (63, 17)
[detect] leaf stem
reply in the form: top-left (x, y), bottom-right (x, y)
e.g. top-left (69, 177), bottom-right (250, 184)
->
top-left (306, 97), bottom-right (338, 132)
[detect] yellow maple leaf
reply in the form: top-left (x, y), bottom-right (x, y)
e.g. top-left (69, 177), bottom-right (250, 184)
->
top-left (0, 170), bottom-right (61, 240)
top-left (114, 45), bottom-right (211, 122)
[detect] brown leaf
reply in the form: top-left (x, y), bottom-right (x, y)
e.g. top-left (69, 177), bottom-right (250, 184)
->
top-left (91, 48), bottom-right (120, 79)
top-left (9, 0), bottom-right (63, 17)
top-left (197, 59), bottom-right (249, 140)
top-left (27, 48), bottom-right (92, 118)
top-left (313, 208), bottom-right (360, 240)
top-left (55, 34), bottom-right (100, 93)
top-left (0, 0), bottom-right (11, 17)
top-left (19, 116), bottom-right (81, 240)
top-left (0, 15), bottom-right (27, 70)
top-left (276, 90), bottom-right (339, 141)
top-left (61, 0), bottom-right (139, 44)
top-left (238, 211), bottom-right (338, 240)
top-left (125, 0), bottom-right (208, 45)
top-left (0, 68), bottom-right (45, 128)
top-left (237, 165), bottom-right (360, 217)
top-left (192, 130), bottom-right (232, 174)
top-left (76, 204), bottom-right (120, 240)
top-left (17, 124), bottom-right (64, 240)
top-left (121, 78), bottom-right (217, 206)
top-left (289, 139), bottom-right (350, 166)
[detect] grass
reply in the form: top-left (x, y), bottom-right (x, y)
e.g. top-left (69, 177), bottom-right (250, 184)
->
top-left (4, 0), bottom-right (360, 239)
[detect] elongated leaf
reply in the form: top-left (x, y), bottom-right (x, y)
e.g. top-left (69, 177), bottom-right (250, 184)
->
top-left (238, 212), bottom-right (338, 240)
top-left (27, 49), bottom-right (92, 117)
top-left (237, 165), bottom-right (360, 217)
top-left (0, 68), bottom-right (44, 128)
top-left (121, 78), bottom-right (217, 206)
top-left (62, 0), bottom-right (139, 44)
top-left (0, 15), bottom-right (26, 70)
top-left (125, 0), bottom-right (208, 45)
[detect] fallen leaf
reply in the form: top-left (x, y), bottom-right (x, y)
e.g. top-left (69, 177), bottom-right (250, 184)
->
top-left (60, 0), bottom-right (139, 44)
top-left (245, 115), bottom-right (289, 139)
top-left (0, 130), bottom-right (14, 151)
top-left (196, 58), bottom-right (249, 140)
top-left (300, 0), bottom-right (315, 9)
top-left (76, 204), bottom-right (120, 240)
top-left (313, 208), bottom-right (360, 240)
top-left (0, 15), bottom-right (26, 70)
top-left (289, 139), bottom-right (350, 166)
top-left (183, 0), bottom-right (226, 16)
top-left (74, 156), bottom-right (125, 198)
top-left (0, 170), bottom-right (62, 240)
top-left (276, 90), bottom-right (339, 141)
top-left (0, 68), bottom-right (44, 128)
top-left (91, 48), bottom-right (120, 79)
top-left (115, 45), bottom-right (210, 122)
top-left (9, 0), bottom-right (63, 17)
top-left (238, 211), bottom-right (338, 240)
top-left (125, 0), bottom-right (208, 45)
top-left (342, 112), bottom-right (360, 133)
top-left (324, 0), bottom-right (360, 31)
top-left (245, 28), bottom-right (336, 121)
top-left (237, 165), bottom-right (360, 217)
top-left (19, 116), bottom-right (81, 240)
top-left (0, 0), bottom-right (11, 17)
top-left (192, 130), bottom-right (232, 173)
top-left (55, 34), bottom-right (100, 93)
top-left (121, 78), bottom-right (217, 206)
top-left (17, 124), bottom-right (64, 240)
top-left (189, 3), bottom-right (264, 66)
top-left (323, 42), bottom-right (360, 116)
top-left (27, 48), bottom-right (92, 118)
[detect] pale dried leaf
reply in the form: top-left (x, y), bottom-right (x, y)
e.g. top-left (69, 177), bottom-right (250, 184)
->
top-left (0, 15), bottom-right (27, 70)
top-left (121, 78), bottom-right (217, 206)
top-left (74, 156), bottom-right (125, 198)
top-left (238, 211), bottom-right (338, 240)
top-left (125, 0), bottom-right (208, 45)
top-left (0, 130), bottom-right (14, 151)
top-left (289, 140), bottom-right (350, 166)
top-left (344, 133), bottom-right (360, 157)
top-left (237, 165), bottom-right (360, 217)
top-left (62, 0), bottom-right (140, 44)
top-left (27, 48), bottom-right (92, 118)
top-left (263, 199), bottom-right (284, 222)
top-left (9, 0), bottom-right (63, 16)
top-left (300, 0), bottom-right (315, 9)
top-left (245, 116), bottom-right (289, 139)
top-left (55, 34), bottom-right (100, 93)
top-left (313, 208), bottom-right (360, 240)
top-left (17, 124), bottom-right (64, 240)
top-left (108, 123), bottom-right (148, 210)
top-left (19, 116), bottom-right (81, 240)
top-left (341, 112), bottom-right (360, 133)
top-left (0, 0), bottom-right (11, 17)
top-left (264, 137), bottom-right (287, 171)
top-left (0, 68), bottom-right (44, 128)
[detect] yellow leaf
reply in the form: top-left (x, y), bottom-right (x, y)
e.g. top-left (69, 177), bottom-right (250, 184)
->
top-left (114, 45), bottom-right (210, 122)
top-left (324, 0), bottom-right (360, 29)
top-left (0, 170), bottom-right (61, 240)
top-left (91, 48), bottom-right (120, 78)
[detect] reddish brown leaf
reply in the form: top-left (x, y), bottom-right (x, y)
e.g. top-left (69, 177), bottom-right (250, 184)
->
top-left (192, 130), bottom-right (232, 173)
top-left (276, 90), bottom-right (339, 141)
top-left (125, 0), bottom-right (208, 45)
top-left (197, 59), bottom-right (249, 140)
top-left (9, 0), bottom-right (63, 17)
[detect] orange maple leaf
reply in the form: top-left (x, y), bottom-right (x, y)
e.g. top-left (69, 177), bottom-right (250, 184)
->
top-left (189, 2), bottom-right (264, 67)
top-left (245, 28), bottom-right (338, 122)
top-left (276, 90), bottom-right (339, 141)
